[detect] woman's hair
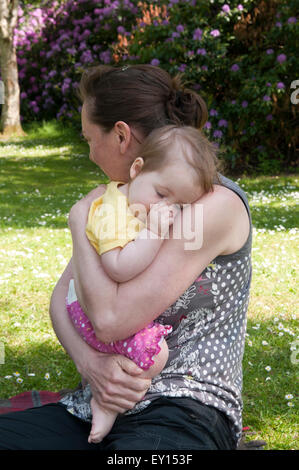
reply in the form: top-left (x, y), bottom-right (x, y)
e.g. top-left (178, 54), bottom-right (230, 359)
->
top-left (78, 64), bottom-right (208, 136)
top-left (138, 125), bottom-right (221, 193)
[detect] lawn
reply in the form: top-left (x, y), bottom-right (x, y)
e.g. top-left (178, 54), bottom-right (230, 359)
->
top-left (0, 121), bottom-right (298, 450)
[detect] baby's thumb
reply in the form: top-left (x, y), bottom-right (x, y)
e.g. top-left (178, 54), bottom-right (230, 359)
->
top-left (118, 356), bottom-right (143, 376)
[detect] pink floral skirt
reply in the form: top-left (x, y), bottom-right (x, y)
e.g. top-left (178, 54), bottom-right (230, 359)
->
top-left (66, 300), bottom-right (172, 370)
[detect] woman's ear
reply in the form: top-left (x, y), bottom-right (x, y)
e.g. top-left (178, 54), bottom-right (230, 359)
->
top-left (114, 121), bottom-right (131, 153)
top-left (129, 157), bottom-right (144, 180)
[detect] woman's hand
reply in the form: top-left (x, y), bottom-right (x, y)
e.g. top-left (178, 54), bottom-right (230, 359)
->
top-left (147, 201), bottom-right (179, 238)
top-left (81, 349), bottom-right (151, 414)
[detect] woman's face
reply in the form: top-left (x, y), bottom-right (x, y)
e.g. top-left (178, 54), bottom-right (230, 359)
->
top-left (81, 102), bottom-right (134, 182)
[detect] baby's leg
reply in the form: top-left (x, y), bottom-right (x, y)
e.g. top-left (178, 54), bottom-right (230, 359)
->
top-left (88, 340), bottom-right (168, 444)
top-left (140, 338), bottom-right (169, 380)
top-left (88, 398), bottom-right (117, 444)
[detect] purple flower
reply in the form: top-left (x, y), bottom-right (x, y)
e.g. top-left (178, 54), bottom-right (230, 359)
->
top-left (242, 100), bottom-right (248, 108)
top-left (204, 121), bottom-right (212, 129)
top-left (196, 48), bottom-right (206, 55)
top-left (67, 47), bottom-right (77, 55)
top-left (151, 58), bottom-right (160, 66)
top-left (193, 28), bottom-right (202, 40)
top-left (266, 82), bottom-right (272, 87)
top-left (218, 119), bottom-right (228, 127)
top-left (263, 95), bottom-right (271, 102)
top-left (275, 22), bottom-right (282, 28)
top-left (117, 26), bottom-right (126, 34)
top-left (211, 29), bottom-right (220, 37)
top-left (20, 92), bottom-right (27, 99)
top-left (81, 50), bottom-right (93, 64)
top-left (277, 82), bottom-right (285, 89)
top-left (288, 17), bottom-right (297, 24)
top-left (213, 130), bottom-right (223, 138)
top-left (266, 114), bottom-right (273, 121)
top-left (176, 24), bottom-right (184, 33)
top-left (178, 64), bottom-right (187, 72)
top-left (100, 50), bottom-right (111, 64)
top-left (277, 53), bottom-right (287, 64)
top-left (222, 4), bottom-right (230, 13)
top-left (231, 64), bottom-right (240, 72)
top-left (210, 109), bottom-right (218, 116)
top-left (266, 49), bottom-right (274, 54)
top-left (237, 4), bottom-right (244, 11)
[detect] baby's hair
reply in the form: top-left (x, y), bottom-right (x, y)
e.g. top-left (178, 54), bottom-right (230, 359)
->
top-left (137, 125), bottom-right (221, 194)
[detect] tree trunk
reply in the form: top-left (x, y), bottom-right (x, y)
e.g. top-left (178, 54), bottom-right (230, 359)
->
top-left (0, 0), bottom-right (25, 139)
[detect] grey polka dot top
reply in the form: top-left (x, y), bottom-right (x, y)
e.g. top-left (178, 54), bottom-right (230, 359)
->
top-left (60, 175), bottom-right (252, 445)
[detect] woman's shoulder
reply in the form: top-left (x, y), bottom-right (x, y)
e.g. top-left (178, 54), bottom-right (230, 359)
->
top-left (169, 182), bottom-right (250, 257)
top-left (199, 184), bottom-right (250, 255)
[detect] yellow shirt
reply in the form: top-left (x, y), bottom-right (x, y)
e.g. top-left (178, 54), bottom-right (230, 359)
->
top-left (85, 181), bottom-right (145, 255)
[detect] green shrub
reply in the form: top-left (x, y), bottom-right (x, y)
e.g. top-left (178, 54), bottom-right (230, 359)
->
top-left (10, 0), bottom-right (298, 174)
top-left (122, 0), bottom-right (298, 174)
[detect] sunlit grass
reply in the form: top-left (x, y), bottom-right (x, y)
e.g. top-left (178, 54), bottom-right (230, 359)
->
top-left (0, 122), bottom-right (298, 449)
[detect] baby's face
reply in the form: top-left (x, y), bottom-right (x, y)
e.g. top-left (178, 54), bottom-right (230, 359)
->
top-left (128, 160), bottom-right (203, 213)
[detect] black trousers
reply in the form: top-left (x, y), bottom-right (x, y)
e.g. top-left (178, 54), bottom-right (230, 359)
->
top-left (0, 397), bottom-right (236, 450)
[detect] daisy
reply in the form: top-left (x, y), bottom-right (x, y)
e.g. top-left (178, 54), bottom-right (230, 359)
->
top-left (285, 394), bottom-right (293, 400)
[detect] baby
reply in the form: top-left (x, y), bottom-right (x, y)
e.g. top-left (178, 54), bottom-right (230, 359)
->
top-left (66, 125), bottom-right (219, 443)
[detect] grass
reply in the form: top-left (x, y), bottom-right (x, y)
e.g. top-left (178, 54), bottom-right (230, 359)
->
top-left (0, 121), bottom-right (298, 450)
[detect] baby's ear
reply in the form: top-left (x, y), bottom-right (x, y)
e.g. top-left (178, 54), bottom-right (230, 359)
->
top-left (129, 157), bottom-right (144, 179)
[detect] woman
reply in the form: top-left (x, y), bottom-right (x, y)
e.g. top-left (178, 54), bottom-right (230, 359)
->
top-left (0, 65), bottom-right (251, 450)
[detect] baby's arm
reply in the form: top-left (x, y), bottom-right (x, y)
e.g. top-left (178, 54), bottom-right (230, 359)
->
top-left (101, 202), bottom-right (178, 282)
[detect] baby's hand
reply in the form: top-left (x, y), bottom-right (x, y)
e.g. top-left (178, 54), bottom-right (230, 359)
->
top-left (147, 201), bottom-right (179, 238)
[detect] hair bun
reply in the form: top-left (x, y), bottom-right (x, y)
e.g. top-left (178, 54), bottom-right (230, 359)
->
top-left (166, 75), bottom-right (208, 129)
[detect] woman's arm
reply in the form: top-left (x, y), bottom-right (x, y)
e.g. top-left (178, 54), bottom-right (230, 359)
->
top-left (69, 185), bottom-right (250, 343)
top-left (49, 258), bottom-right (151, 413)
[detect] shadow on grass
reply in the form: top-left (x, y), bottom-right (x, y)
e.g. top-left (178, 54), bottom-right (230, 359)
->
top-left (1, 125), bottom-right (298, 230)
top-left (0, 154), bottom-right (108, 229)
top-left (249, 205), bottom-right (299, 230)
top-left (0, 342), bottom-right (80, 399)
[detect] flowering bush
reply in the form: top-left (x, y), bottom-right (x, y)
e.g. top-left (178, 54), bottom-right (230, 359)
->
top-left (14, 0), bottom-right (139, 123)
top-left (122, 0), bottom-right (298, 173)
top-left (5, 0), bottom-right (298, 173)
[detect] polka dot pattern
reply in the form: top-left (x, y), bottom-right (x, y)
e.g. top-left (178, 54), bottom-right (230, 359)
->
top-left (66, 300), bottom-right (172, 370)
